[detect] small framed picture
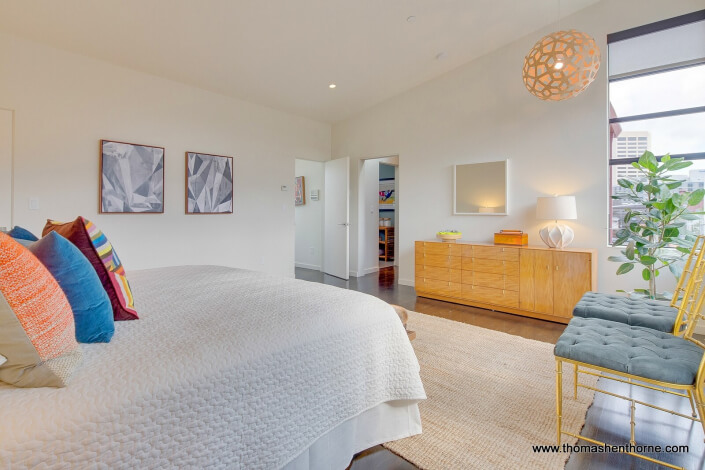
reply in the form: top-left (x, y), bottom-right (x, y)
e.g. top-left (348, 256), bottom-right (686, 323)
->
top-left (185, 152), bottom-right (234, 214)
top-left (100, 140), bottom-right (165, 213)
top-left (295, 176), bottom-right (305, 206)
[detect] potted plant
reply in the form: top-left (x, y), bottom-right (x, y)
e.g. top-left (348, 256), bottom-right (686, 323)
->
top-left (609, 151), bottom-right (704, 300)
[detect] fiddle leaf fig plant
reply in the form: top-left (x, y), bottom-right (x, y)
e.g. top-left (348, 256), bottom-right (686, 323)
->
top-left (609, 151), bottom-right (704, 300)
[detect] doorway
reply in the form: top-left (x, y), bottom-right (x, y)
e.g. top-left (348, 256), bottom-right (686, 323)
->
top-left (357, 156), bottom-right (399, 277)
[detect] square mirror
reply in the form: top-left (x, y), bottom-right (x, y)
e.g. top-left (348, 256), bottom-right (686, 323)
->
top-left (453, 159), bottom-right (508, 215)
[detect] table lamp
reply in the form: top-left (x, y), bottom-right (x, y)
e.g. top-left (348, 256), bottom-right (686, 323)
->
top-left (536, 195), bottom-right (577, 248)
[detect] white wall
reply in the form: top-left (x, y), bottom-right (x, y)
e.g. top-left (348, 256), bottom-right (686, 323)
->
top-left (0, 109), bottom-right (11, 230)
top-left (0, 32), bottom-right (331, 277)
top-left (294, 159), bottom-right (325, 270)
top-left (333, 0), bottom-right (704, 292)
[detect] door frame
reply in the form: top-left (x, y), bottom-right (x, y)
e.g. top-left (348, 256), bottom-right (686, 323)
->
top-left (354, 154), bottom-right (399, 277)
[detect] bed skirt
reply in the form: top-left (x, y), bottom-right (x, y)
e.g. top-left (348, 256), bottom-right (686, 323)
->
top-left (283, 400), bottom-right (421, 470)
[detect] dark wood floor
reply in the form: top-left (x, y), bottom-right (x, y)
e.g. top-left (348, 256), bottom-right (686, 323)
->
top-left (296, 266), bottom-right (705, 470)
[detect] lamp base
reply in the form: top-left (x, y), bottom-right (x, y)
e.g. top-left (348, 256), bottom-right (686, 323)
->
top-left (539, 223), bottom-right (574, 249)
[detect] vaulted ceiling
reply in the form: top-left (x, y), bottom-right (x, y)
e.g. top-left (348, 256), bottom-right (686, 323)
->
top-left (0, 0), bottom-right (599, 122)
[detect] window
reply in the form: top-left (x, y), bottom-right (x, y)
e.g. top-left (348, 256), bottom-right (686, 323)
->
top-left (608, 10), bottom-right (705, 243)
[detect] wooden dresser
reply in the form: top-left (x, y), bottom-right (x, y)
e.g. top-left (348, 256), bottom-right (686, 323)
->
top-left (415, 240), bottom-right (597, 324)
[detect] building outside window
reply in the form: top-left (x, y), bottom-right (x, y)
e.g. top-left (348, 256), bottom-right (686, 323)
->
top-left (607, 11), bottom-right (705, 243)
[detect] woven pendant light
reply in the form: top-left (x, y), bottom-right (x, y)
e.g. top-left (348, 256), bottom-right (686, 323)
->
top-left (522, 29), bottom-right (600, 101)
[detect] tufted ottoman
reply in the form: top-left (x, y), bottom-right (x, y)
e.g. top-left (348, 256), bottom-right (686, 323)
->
top-left (573, 292), bottom-right (678, 333)
top-left (555, 317), bottom-right (702, 385)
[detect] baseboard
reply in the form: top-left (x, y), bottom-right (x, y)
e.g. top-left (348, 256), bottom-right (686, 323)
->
top-left (350, 266), bottom-right (379, 277)
top-left (398, 278), bottom-right (414, 287)
top-left (295, 262), bottom-right (321, 271)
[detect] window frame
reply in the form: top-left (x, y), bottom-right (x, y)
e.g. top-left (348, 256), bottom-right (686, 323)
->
top-left (607, 9), bottom-right (705, 243)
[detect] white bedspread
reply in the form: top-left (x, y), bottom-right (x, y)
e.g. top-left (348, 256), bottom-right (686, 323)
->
top-left (0, 266), bottom-right (425, 469)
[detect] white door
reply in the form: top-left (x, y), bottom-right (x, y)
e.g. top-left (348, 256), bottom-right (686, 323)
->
top-left (323, 157), bottom-right (350, 279)
top-left (0, 109), bottom-right (12, 231)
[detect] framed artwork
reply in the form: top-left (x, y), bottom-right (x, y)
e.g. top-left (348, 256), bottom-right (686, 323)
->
top-left (185, 152), bottom-right (234, 214)
top-left (295, 176), bottom-right (305, 206)
top-left (100, 140), bottom-right (165, 213)
top-left (379, 180), bottom-right (395, 206)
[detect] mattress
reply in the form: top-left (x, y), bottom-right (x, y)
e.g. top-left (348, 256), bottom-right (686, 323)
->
top-left (0, 265), bottom-right (425, 469)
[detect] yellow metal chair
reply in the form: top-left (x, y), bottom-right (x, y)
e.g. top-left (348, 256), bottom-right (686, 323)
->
top-left (555, 249), bottom-right (705, 469)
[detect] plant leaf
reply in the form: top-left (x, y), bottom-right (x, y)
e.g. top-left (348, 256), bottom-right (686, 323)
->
top-left (618, 178), bottom-right (633, 189)
top-left (608, 255), bottom-right (629, 262)
top-left (688, 189), bottom-right (705, 206)
top-left (640, 255), bottom-right (657, 266)
top-left (616, 263), bottom-right (635, 275)
top-left (626, 241), bottom-right (635, 260)
top-left (642, 268), bottom-right (651, 280)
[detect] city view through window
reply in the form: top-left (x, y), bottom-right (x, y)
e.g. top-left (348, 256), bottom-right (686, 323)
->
top-left (608, 64), bottom-right (705, 243)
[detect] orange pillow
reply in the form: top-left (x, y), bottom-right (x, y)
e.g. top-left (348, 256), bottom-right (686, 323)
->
top-left (0, 233), bottom-right (82, 387)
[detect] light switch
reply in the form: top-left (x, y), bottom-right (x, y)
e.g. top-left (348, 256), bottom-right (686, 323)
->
top-left (29, 198), bottom-right (39, 210)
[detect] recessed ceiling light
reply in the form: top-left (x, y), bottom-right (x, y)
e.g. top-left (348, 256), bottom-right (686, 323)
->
top-left (406, 16), bottom-right (416, 23)
top-left (329, 83), bottom-right (337, 89)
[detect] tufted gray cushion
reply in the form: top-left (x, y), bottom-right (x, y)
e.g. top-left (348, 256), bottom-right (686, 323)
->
top-left (573, 292), bottom-right (677, 333)
top-left (555, 317), bottom-right (703, 385)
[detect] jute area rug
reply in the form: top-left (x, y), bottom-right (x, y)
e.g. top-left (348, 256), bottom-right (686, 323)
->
top-left (384, 311), bottom-right (598, 470)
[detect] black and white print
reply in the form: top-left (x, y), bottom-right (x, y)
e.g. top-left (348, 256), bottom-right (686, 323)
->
top-left (101, 140), bottom-right (165, 213)
top-left (186, 152), bottom-right (233, 214)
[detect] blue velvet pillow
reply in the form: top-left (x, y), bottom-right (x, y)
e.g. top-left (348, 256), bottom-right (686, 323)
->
top-left (7, 226), bottom-right (39, 241)
top-left (27, 232), bottom-right (114, 343)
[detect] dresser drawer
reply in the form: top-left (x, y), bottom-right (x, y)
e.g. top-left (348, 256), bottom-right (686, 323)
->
top-left (461, 257), bottom-right (519, 276)
top-left (415, 242), bottom-right (463, 257)
top-left (416, 265), bottom-right (462, 283)
top-left (416, 278), bottom-right (462, 298)
top-left (415, 242), bottom-right (450, 256)
top-left (471, 271), bottom-right (520, 291)
top-left (460, 284), bottom-right (519, 308)
top-left (471, 245), bottom-right (519, 261)
top-left (418, 253), bottom-right (462, 269)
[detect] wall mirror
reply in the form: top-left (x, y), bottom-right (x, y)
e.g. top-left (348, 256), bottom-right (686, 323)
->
top-left (453, 159), bottom-right (508, 215)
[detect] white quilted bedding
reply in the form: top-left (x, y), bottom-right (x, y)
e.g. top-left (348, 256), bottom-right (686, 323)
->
top-left (0, 265), bottom-right (425, 469)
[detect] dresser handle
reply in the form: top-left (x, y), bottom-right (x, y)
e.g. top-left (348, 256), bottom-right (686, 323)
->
top-left (502, 248), bottom-right (505, 252)
top-left (546, 265), bottom-right (550, 270)
top-left (556, 266), bottom-right (560, 271)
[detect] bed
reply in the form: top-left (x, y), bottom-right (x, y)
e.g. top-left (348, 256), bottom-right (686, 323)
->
top-left (0, 265), bottom-right (425, 469)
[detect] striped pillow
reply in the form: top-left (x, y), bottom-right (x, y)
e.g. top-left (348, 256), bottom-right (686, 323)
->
top-left (0, 233), bottom-right (82, 387)
top-left (43, 217), bottom-right (138, 321)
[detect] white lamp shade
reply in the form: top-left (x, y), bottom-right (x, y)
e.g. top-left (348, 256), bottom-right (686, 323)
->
top-left (536, 196), bottom-right (577, 220)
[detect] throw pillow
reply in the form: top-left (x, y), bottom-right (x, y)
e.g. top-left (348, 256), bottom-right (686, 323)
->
top-left (0, 233), bottom-right (83, 388)
top-left (43, 217), bottom-right (138, 321)
top-left (28, 232), bottom-right (115, 343)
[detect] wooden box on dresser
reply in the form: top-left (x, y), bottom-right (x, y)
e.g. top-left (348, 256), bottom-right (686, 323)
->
top-left (414, 240), bottom-right (597, 324)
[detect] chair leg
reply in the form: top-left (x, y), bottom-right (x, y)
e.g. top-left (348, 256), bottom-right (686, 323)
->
top-left (573, 363), bottom-right (578, 399)
top-left (556, 359), bottom-right (563, 445)
top-left (694, 388), bottom-right (705, 440)
top-left (687, 389), bottom-right (698, 418)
